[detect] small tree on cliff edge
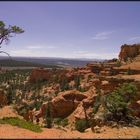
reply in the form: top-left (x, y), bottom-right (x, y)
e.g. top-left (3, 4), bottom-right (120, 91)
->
top-left (0, 20), bottom-right (24, 56)
top-left (45, 97), bottom-right (53, 128)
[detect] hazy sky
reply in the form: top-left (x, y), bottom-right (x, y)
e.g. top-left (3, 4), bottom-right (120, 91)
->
top-left (0, 1), bottom-right (140, 59)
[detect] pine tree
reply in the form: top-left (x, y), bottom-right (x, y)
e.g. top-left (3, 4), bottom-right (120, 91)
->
top-left (45, 98), bottom-right (53, 128)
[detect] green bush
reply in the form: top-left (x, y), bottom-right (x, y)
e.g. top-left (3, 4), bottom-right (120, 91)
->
top-left (105, 83), bottom-right (137, 121)
top-left (54, 118), bottom-right (68, 127)
top-left (54, 118), bottom-right (62, 126)
top-left (45, 101), bottom-right (52, 128)
top-left (79, 87), bottom-right (87, 92)
top-left (75, 119), bottom-right (87, 132)
top-left (126, 67), bottom-right (133, 75)
top-left (60, 118), bottom-right (68, 127)
top-left (93, 95), bottom-right (101, 114)
top-left (74, 75), bottom-right (81, 90)
top-left (60, 78), bottom-right (69, 91)
top-left (0, 117), bottom-right (42, 132)
top-left (116, 60), bottom-right (121, 67)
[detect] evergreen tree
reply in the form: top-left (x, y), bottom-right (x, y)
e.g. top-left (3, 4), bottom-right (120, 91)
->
top-left (45, 98), bottom-right (53, 128)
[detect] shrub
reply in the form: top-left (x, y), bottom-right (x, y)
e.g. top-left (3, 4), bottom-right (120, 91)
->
top-left (75, 119), bottom-right (88, 132)
top-left (0, 117), bottom-right (42, 132)
top-left (60, 78), bottom-right (69, 91)
top-left (79, 87), bottom-right (87, 92)
top-left (74, 75), bottom-right (81, 90)
top-left (105, 83), bottom-right (138, 122)
top-left (46, 117), bottom-right (52, 128)
top-left (54, 118), bottom-right (68, 127)
top-left (92, 86), bottom-right (103, 114)
top-left (60, 118), bottom-right (68, 127)
top-left (34, 101), bottom-right (43, 110)
top-left (53, 118), bottom-right (62, 126)
top-left (126, 67), bottom-right (133, 75)
top-left (117, 83), bottom-right (137, 102)
top-left (116, 60), bottom-right (121, 67)
top-left (45, 101), bottom-right (52, 128)
top-left (92, 95), bottom-right (101, 114)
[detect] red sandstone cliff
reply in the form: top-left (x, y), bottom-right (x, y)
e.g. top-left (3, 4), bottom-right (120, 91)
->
top-left (119, 44), bottom-right (140, 61)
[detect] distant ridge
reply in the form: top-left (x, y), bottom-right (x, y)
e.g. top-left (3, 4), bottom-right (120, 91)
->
top-left (0, 56), bottom-right (104, 67)
top-left (0, 59), bottom-right (61, 68)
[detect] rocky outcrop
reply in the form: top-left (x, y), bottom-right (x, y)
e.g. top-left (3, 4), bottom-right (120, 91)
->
top-left (29, 68), bottom-right (52, 83)
top-left (74, 95), bottom-right (97, 120)
top-left (119, 44), bottom-right (140, 61)
top-left (128, 100), bottom-right (140, 118)
top-left (23, 109), bottom-right (35, 122)
top-left (0, 89), bottom-right (8, 107)
top-left (87, 63), bottom-right (102, 74)
top-left (35, 90), bottom-right (88, 120)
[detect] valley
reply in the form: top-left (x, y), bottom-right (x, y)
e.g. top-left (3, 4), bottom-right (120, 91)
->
top-left (0, 44), bottom-right (140, 139)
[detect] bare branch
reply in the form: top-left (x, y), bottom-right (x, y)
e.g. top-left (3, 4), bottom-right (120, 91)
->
top-left (0, 51), bottom-right (12, 60)
top-left (0, 37), bottom-right (4, 45)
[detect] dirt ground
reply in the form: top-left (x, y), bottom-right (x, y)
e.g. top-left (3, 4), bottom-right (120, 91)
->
top-left (0, 103), bottom-right (140, 139)
top-left (0, 123), bottom-right (140, 139)
top-left (0, 106), bottom-right (22, 119)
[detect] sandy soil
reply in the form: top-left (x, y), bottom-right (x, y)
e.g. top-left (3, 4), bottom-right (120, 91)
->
top-left (0, 106), bottom-right (22, 119)
top-left (0, 103), bottom-right (140, 139)
top-left (119, 62), bottom-right (140, 70)
top-left (0, 124), bottom-right (140, 139)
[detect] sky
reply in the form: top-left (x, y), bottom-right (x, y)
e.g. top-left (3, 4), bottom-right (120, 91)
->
top-left (0, 1), bottom-right (140, 59)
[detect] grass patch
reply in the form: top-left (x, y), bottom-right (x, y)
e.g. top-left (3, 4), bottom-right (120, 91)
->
top-left (0, 117), bottom-right (42, 133)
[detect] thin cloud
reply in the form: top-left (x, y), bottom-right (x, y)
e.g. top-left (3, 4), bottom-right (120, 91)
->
top-left (10, 49), bottom-right (34, 56)
top-left (9, 49), bottom-right (118, 59)
top-left (27, 45), bottom-right (57, 49)
top-left (92, 31), bottom-right (113, 40)
top-left (128, 36), bottom-right (140, 41)
top-left (27, 45), bottom-right (43, 49)
top-left (46, 46), bottom-right (57, 49)
top-left (10, 49), bottom-right (49, 57)
top-left (74, 51), bottom-right (89, 55)
top-left (73, 51), bottom-right (118, 59)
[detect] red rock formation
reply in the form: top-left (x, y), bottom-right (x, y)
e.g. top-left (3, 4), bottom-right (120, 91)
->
top-left (101, 80), bottom-right (117, 93)
top-left (0, 89), bottom-right (8, 107)
top-left (119, 44), bottom-right (140, 61)
top-left (29, 68), bottom-right (51, 83)
top-left (100, 71), bottom-right (111, 76)
top-left (74, 95), bottom-right (97, 120)
top-left (86, 63), bottom-right (102, 74)
top-left (128, 100), bottom-right (140, 118)
top-left (34, 90), bottom-right (88, 119)
top-left (65, 73), bottom-right (75, 82)
top-left (92, 79), bottom-right (102, 87)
